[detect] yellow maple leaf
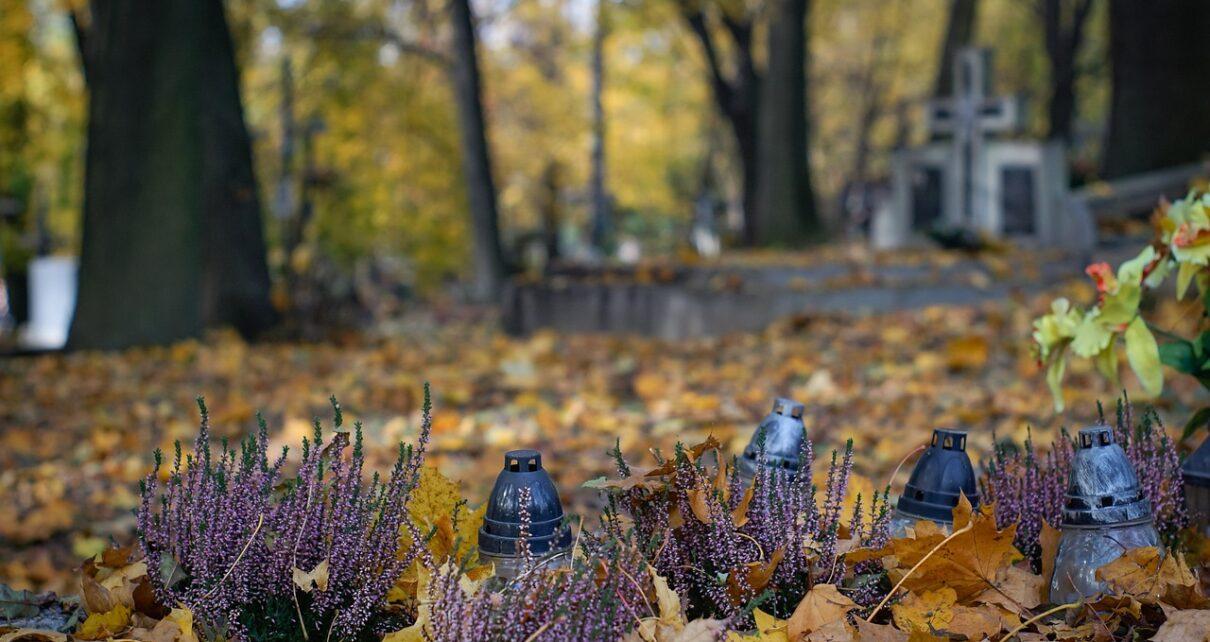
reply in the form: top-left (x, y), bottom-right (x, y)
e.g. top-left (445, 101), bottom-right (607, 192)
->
top-left (1095, 546), bottom-right (1197, 602)
top-left (75, 603), bottom-right (131, 640)
top-left (892, 587), bottom-right (955, 634)
top-left (726, 609), bottom-right (789, 641)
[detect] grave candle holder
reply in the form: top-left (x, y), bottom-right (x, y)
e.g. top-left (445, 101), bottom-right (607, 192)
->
top-left (477, 449), bottom-right (573, 579)
top-left (889, 428), bottom-right (979, 536)
top-left (736, 397), bottom-right (807, 481)
top-left (1182, 435), bottom-right (1210, 535)
top-left (1050, 425), bottom-right (1160, 603)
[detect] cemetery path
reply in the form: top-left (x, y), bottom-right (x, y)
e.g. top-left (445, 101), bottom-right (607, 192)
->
top-left (0, 277), bottom-right (1202, 595)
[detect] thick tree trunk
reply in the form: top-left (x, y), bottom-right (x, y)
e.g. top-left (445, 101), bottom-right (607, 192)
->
top-left (69, 0), bottom-right (275, 350)
top-left (1103, 0), bottom-right (1210, 178)
top-left (448, 0), bottom-right (506, 302)
top-left (70, 0), bottom-right (203, 349)
top-left (198, 0), bottom-right (277, 337)
top-left (934, 0), bottom-right (978, 99)
top-left (753, 0), bottom-right (819, 244)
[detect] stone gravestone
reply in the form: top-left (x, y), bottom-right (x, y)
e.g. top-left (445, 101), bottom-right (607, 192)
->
top-left (875, 47), bottom-right (1093, 250)
top-left (19, 256), bottom-right (77, 350)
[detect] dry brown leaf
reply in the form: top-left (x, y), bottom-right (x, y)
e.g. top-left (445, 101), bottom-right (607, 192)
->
top-left (891, 587), bottom-right (955, 634)
top-left (851, 619), bottom-right (907, 642)
top-left (726, 547), bottom-right (786, 605)
top-left (731, 485), bottom-right (754, 527)
top-left (0, 631), bottom-right (68, 642)
top-left (75, 603), bottom-right (131, 640)
top-left (973, 564), bottom-right (1043, 612)
top-left (687, 487), bottom-right (713, 524)
top-left (651, 567), bottom-right (684, 630)
top-left (787, 584), bottom-right (857, 640)
top-left (1038, 522), bottom-right (1061, 602)
top-left (1152, 609), bottom-right (1210, 642)
top-left (292, 559), bottom-right (330, 593)
top-left (803, 619), bottom-right (852, 642)
top-left (945, 604), bottom-right (1007, 640)
top-left (1095, 547), bottom-right (1196, 602)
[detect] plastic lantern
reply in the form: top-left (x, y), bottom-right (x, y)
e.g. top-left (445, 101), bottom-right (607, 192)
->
top-left (478, 450), bottom-right (573, 578)
top-left (889, 428), bottom-right (979, 536)
top-left (736, 397), bottom-right (807, 481)
top-left (1183, 435), bottom-right (1210, 535)
top-left (1049, 425), bottom-right (1160, 603)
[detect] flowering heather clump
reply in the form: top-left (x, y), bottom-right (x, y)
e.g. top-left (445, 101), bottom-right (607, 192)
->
top-left (423, 541), bottom-right (652, 641)
top-left (983, 398), bottom-right (1186, 568)
top-left (596, 435), bottom-right (892, 624)
top-left (137, 391), bottom-right (432, 641)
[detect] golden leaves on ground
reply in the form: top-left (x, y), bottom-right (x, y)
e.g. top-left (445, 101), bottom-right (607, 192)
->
top-left (626, 568), bottom-right (729, 642)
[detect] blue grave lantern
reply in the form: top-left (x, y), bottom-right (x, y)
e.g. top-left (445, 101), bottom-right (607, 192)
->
top-left (890, 428), bottom-right (979, 536)
top-left (736, 398), bottom-right (807, 481)
top-left (1182, 435), bottom-right (1210, 535)
top-left (478, 449), bottom-right (573, 578)
top-left (1050, 425), bottom-right (1160, 603)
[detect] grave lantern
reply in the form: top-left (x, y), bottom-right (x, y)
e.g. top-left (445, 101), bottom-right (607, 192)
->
top-left (1050, 425), bottom-right (1160, 603)
top-left (890, 428), bottom-right (979, 536)
top-left (736, 398), bottom-right (807, 481)
top-left (478, 449), bottom-right (573, 578)
top-left (1182, 435), bottom-right (1210, 535)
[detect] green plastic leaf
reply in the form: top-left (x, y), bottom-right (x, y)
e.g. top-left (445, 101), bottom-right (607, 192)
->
top-left (1125, 317), bottom-right (1163, 397)
top-left (1099, 283), bottom-right (1141, 326)
top-left (1177, 261), bottom-right (1199, 300)
top-left (1183, 406), bottom-right (1210, 440)
top-left (1071, 313), bottom-right (1113, 358)
top-left (1094, 342), bottom-right (1119, 387)
top-left (1045, 348), bottom-right (1068, 413)
top-left (1158, 340), bottom-right (1198, 374)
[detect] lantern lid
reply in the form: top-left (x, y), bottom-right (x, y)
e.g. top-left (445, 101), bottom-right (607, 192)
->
top-left (737, 397), bottom-right (807, 477)
top-left (896, 428), bottom-right (980, 523)
top-left (1061, 425), bottom-right (1153, 527)
top-left (478, 449), bottom-right (573, 556)
top-left (1183, 435), bottom-right (1210, 488)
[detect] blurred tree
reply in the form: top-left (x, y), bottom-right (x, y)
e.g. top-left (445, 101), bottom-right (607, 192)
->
top-left (448, 0), bottom-right (506, 301)
top-left (589, 0), bottom-right (610, 253)
top-left (68, 0), bottom-right (275, 349)
top-left (754, 0), bottom-right (820, 244)
top-left (1038, 0), bottom-right (1094, 143)
top-left (1102, 0), bottom-right (1210, 178)
top-left (934, 0), bottom-right (978, 99)
top-left (677, 0), bottom-right (820, 245)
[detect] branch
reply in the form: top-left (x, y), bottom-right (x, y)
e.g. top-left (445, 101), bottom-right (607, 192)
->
top-left (677, 3), bottom-right (734, 110)
top-left (305, 23), bottom-right (450, 67)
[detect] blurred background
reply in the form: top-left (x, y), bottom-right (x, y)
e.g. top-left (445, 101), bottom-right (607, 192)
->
top-left (1, 0), bottom-right (1209, 594)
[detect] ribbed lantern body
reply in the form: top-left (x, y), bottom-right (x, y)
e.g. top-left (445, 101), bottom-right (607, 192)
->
top-left (478, 450), bottom-right (573, 578)
top-left (1183, 436), bottom-right (1210, 536)
top-left (736, 398), bottom-right (807, 481)
top-left (890, 429), bottom-right (979, 536)
top-left (1050, 425), bottom-right (1160, 603)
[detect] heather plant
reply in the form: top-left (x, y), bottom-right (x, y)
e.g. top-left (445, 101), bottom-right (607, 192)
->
top-left (983, 398), bottom-right (1186, 568)
top-left (418, 540), bottom-right (654, 641)
top-left (137, 391), bottom-right (432, 641)
top-left (594, 434), bottom-right (893, 625)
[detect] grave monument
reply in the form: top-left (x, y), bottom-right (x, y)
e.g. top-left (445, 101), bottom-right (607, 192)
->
top-left (875, 47), bottom-right (1093, 250)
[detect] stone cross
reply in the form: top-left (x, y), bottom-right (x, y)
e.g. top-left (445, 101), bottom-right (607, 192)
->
top-left (925, 47), bottom-right (1021, 227)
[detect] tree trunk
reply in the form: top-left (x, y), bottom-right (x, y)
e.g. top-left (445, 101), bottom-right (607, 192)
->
top-left (69, 0), bottom-right (275, 350)
top-left (1103, 0), bottom-right (1210, 178)
top-left (447, 0), bottom-right (506, 302)
top-left (934, 0), bottom-right (978, 98)
top-left (1041, 0), bottom-right (1093, 143)
top-left (198, 0), bottom-right (277, 337)
top-left (680, 6), bottom-right (760, 244)
top-left (753, 0), bottom-right (819, 244)
top-left (588, 0), bottom-right (610, 253)
top-left (70, 0), bottom-right (203, 349)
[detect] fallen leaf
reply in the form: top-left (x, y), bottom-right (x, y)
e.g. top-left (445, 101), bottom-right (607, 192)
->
top-left (1095, 547), bottom-right (1196, 602)
top-left (892, 587), bottom-right (955, 635)
top-left (726, 547), bottom-right (786, 605)
top-left (75, 603), bottom-right (131, 640)
top-left (651, 568), bottom-right (684, 630)
top-left (0, 631), bottom-right (68, 642)
top-left (687, 487), bottom-right (713, 524)
top-left (1152, 609), bottom-right (1210, 642)
top-left (731, 485), bottom-right (754, 527)
top-left (787, 584), bottom-right (857, 639)
top-left (292, 559), bottom-right (330, 593)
